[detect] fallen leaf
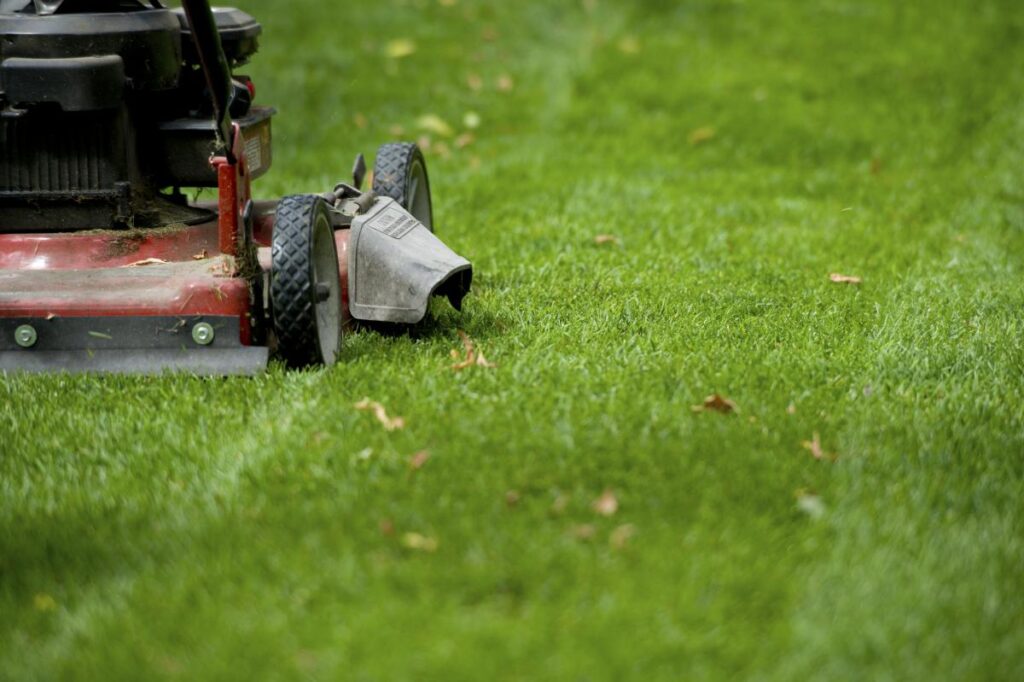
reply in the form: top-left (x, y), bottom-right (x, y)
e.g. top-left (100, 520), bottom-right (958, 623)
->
top-left (450, 330), bottom-right (497, 370)
top-left (379, 518), bottom-right (395, 536)
top-left (786, 403), bottom-right (797, 415)
top-left (691, 394), bottom-right (738, 414)
top-left (433, 141), bottom-right (451, 160)
top-left (33, 593), bottom-right (57, 612)
top-left (389, 123), bottom-right (406, 137)
top-left (688, 126), bottom-right (716, 145)
top-left (192, 250), bottom-right (208, 260)
top-left (594, 234), bottom-right (620, 245)
top-left (416, 113), bottom-right (454, 137)
top-left (408, 450), bottom-right (431, 470)
top-left (496, 74), bottom-right (515, 92)
top-left (122, 257), bottom-right (167, 267)
top-left (570, 523), bottom-right (596, 540)
top-left (796, 490), bottom-right (826, 520)
top-left (401, 532), bottom-right (438, 552)
top-left (617, 35), bottom-right (640, 54)
top-left (353, 112), bottom-right (367, 129)
top-left (609, 523), bottom-right (636, 549)
top-left (466, 73), bottom-right (483, 91)
top-left (455, 132), bottom-right (475, 149)
top-left (801, 432), bottom-right (837, 461)
top-left (354, 398), bottom-right (406, 430)
top-left (385, 38), bottom-right (416, 58)
top-left (463, 111), bottom-right (481, 129)
top-left (505, 489), bottom-right (521, 507)
top-left (592, 489), bottom-right (618, 517)
top-left (829, 272), bottom-right (862, 285)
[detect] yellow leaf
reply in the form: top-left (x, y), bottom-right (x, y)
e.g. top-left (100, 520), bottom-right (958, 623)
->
top-left (416, 114), bottom-right (454, 138)
top-left (385, 39), bottom-right (416, 59)
top-left (401, 532), bottom-right (438, 552)
top-left (688, 126), bottom-right (716, 145)
top-left (592, 489), bottom-right (618, 517)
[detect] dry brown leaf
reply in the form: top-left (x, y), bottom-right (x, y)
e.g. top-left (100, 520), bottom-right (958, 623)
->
top-left (408, 450), bottom-right (431, 470)
top-left (353, 112), bottom-right (368, 129)
top-left (123, 257), bottom-right (168, 267)
top-left (570, 524), bottom-right (596, 540)
top-left (389, 123), bottom-right (406, 137)
top-left (353, 398), bottom-right (406, 431)
top-left (455, 132), bottom-right (475, 149)
top-left (691, 394), bottom-right (738, 414)
top-left (609, 523), bottom-right (636, 549)
top-left (385, 38), bottom-right (416, 58)
top-left (505, 489), bottom-right (521, 507)
top-left (401, 532), bottom-right (438, 552)
top-left (466, 73), bottom-right (483, 91)
top-left (688, 126), bottom-right (716, 145)
top-left (592, 489), bottom-right (619, 517)
top-left (496, 74), bottom-right (515, 92)
top-left (450, 329), bottom-right (496, 370)
top-left (191, 250), bottom-right (208, 260)
top-left (801, 432), bottom-right (836, 461)
top-left (829, 272), bottom-right (862, 285)
top-left (786, 403), bottom-right (797, 415)
top-left (594, 234), bottom-right (620, 245)
top-left (379, 518), bottom-right (395, 536)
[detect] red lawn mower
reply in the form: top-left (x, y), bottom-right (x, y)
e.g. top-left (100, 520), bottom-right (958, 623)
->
top-left (0, 0), bottom-right (472, 374)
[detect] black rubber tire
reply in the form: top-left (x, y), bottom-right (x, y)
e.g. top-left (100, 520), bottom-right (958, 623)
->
top-left (372, 142), bottom-right (434, 231)
top-left (271, 195), bottom-right (342, 367)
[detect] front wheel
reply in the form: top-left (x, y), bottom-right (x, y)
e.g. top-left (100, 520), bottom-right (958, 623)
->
top-left (372, 142), bottom-right (433, 232)
top-left (271, 195), bottom-right (342, 367)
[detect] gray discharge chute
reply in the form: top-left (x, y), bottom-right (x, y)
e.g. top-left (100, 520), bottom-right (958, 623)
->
top-left (348, 197), bottom-right (472, 324)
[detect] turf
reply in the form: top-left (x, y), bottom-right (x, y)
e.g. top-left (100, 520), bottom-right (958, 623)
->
top-left (3, 0), bottom-right (1024, 679)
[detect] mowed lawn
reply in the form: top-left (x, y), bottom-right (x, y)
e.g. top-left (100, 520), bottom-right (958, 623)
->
top-left (3, 0), bottom-right (1024, 679)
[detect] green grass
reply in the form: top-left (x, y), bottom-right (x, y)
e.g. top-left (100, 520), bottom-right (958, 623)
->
top-left (3, 0), bottom-right (1024, 679)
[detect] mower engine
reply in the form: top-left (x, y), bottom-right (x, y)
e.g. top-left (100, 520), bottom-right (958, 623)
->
top-left (0, 0), bottom-right (472, 374)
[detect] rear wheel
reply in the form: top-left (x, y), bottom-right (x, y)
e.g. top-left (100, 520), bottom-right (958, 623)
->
top-left (372, 142), bottom-right (433, 231)
top-left (271, 195), bottom-right (341, 367)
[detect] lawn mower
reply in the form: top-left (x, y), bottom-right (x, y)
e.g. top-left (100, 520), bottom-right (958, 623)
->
top-left (0, 0), bottom-right (472, 374)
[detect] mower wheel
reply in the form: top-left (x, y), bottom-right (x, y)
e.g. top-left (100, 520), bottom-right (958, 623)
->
top-left (271, 195), bottom-right (342, 367)
top-left (372, 142), bottom-right (434, 231)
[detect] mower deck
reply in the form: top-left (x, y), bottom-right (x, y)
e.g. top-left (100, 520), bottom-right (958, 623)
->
top-left (0, 221), bottom-right (268, 374)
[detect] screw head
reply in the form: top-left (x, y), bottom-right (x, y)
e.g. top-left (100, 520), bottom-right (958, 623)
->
top-left (14, 324), bottom-right (37, 348)
top-left (192, 322), bottom-right (215, 346)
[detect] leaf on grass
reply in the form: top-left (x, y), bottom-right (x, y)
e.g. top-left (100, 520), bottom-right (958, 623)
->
top-left (450, 329), bottom-right (497, 370)
top-left (401, 532), bottom-right (438, 552)
top-left (385, 38), bottom-right (416, 58)
top-left (617, 36), bottom-right (641, 54)
top-left (570, 523), bottom-right (596, 540)
top-left (691, 394), bottom-right (738, 414)
top-left (829, 272), bottom-right (862, 285)
top-left (796, 490), bottom-right (826, 520)
top-left (354, 398), bottom-right (406, 430)
top-left (688, 126), bottom-right (716, 145)
top-left (379, 518), bottom-right (395, 536)
top-left (594, 234), bottom-right (620, 245)
top-left (505, 489), bottom-right (521, 507)
top-left (786, 403), bottom-right (797, 415)
top-left (466, 73), bottom-right (483, 91)
top-left (122, 257), bottom-right (168, 267)
top-left (609, 523), bottom-right (636, 549)
top-left (592, 489), bottom-right (619, 517)
top-left (408, 450), bottom-right (430, 470)
top-left (463, 111), bottom-right (481, 129)
top-left (416, 114), bottom-right (454, 137)
top-left (801, 432), bottom-right (836, 461)
top-left (455, 132), bottom-right (475, 149)
top-left (353, 112), bottom-right (367, 129)
top-left (550, 493), bottom-right (570, 515)
top-left (33, 593), bottom-right (56, 612)
top-left (496, 74), bottom-right (515, 92)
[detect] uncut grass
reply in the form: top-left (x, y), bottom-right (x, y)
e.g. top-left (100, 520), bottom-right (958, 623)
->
top-left (2, 0), bottom-right (1024, 679)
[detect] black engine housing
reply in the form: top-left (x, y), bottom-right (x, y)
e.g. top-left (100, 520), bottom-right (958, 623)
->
top-left (0, 3), bottom-right (273, 231)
